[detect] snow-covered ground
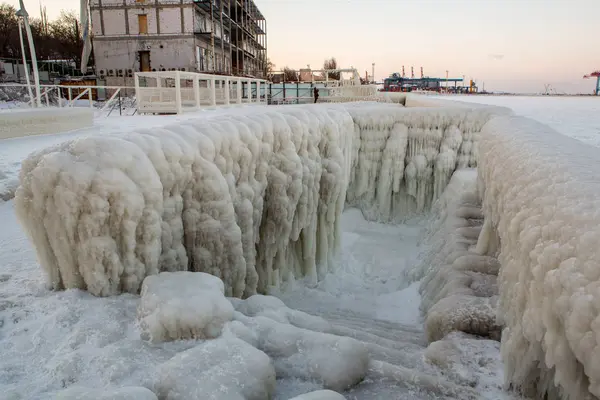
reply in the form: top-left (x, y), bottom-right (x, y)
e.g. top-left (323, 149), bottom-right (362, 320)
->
top-left (444, 95), bottom-right (600, 147)
top-left (0, 97), bottom-right (597, 399)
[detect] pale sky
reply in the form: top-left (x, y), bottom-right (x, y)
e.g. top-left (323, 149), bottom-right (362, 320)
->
top-left (9, 0), bottom-right (600, 93)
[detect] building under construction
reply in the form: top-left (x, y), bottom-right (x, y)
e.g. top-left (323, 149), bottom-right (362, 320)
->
top-left (194, 0), bottom-right (267, 77)
top-left (91, 0), bottom-right (267, 81)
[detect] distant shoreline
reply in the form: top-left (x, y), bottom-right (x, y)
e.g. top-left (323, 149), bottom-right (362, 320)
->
top-left (437, 93), bottom-right (599, 98)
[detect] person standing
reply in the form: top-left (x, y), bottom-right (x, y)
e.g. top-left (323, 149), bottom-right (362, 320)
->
top-left (313, 87), bottom-right (319, 103)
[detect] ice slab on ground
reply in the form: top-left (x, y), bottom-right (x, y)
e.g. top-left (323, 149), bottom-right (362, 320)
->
top-left (138, 271), bottom-right (234, 342)
top-left (478, 115), bottom-right (600, 399)
top-left (229, 294), bottom-right (333, 332)
top-left (153, 335), bottom-right (275, 400)
top-left (14, 103), bottom-right (509, 298)
top-left (287, 390), bottom-right (346, 400)
top-left (231, 296), bottom-right (369, 392)
top-left (56, 386), bottom-right (158, 400)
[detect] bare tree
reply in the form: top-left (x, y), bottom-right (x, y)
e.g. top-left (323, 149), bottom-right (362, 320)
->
top-left (282, 66), bottom-right (298, 82)
top-left (0, 5), bottom-right (90, 72)
top-left (49, 11), bottom-right (85, 65)
top-left (266, 58), bottom-right (275, 79)
top-left (323, 57), bottom-right (340, 80)
top-left (0, 4), bottom-right (20, 59)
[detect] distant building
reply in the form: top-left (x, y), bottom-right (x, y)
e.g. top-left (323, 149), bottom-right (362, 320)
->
top-left (90, 0), bottom-right (267, 82)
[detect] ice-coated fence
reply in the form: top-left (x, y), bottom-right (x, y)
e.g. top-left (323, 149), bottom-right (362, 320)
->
top-left (476, 116), bottom-right (600, 400)
top-left (135, 71), bottom-right (268, 114)
top-left (15, 101), bottom-right (502, 298)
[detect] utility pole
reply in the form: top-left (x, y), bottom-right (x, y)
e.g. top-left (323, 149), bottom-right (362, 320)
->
top-left (445, 70), bottom-right (448, 91)
top-left (17, 1), bottom-right (41, 107)
top-left (210, 1), bottom-right (215, 72)
top-left (17, 17), bottom-right (34, 105)
top-left (372, 62), bottom-right (375, 84)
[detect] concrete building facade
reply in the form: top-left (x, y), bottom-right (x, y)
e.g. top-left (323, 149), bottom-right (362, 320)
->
top-left (90, 0), bottom-right (267, 80)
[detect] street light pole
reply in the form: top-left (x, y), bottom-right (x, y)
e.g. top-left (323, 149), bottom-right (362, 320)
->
top-left (17, 0), bottom-right (41, 107)
top-left (372, 63), bottom-right (375, 84)
top-left (17, 18), bottom-right (34, 105)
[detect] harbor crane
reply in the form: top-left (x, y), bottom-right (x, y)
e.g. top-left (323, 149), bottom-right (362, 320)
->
top-left (583, 71), bottom-right (600, 95)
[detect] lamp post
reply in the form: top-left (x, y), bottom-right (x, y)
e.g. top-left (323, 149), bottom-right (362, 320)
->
top-left (16, 15), bottom-right (34, 105)
top-left (16, 1), bottom-right (41, 107)
top-left (372, 63), bottom-right (375, 84)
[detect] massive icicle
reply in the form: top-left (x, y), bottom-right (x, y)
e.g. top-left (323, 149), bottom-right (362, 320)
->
top-left (15, 103), bottom-right (505, 297)
top-left (344, 104), bottom-right (507, 222)
top-left (477, 116), bottom-right (600, 400)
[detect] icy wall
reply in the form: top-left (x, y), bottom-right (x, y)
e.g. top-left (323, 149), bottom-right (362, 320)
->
top-left (477, 116), bottom-right (600, 400)
top-left (15, 103), bottom-right (505, 297)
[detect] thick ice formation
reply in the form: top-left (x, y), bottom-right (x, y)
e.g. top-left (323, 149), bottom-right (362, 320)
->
top-left (15, 103), bottom-right (506, 297)
top-left (345, 105), bottom-right (505, 221)
top-left (477, 116), bottom-right (600, 399)
top-left (153, 335), bottom-right (276, 400)
top-left (138, 271), bottom-right (234, 342)
top-left (411, 169), bottom-right (501, 343)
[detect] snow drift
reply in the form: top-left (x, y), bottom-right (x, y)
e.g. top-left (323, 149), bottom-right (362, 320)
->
top-left (15, 102), bottom-right (506, 297)
top-left (477, 116), bottom-right (600, 399)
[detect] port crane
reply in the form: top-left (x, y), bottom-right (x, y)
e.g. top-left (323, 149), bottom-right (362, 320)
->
top-left (583, 71), bottom-right (600, 95)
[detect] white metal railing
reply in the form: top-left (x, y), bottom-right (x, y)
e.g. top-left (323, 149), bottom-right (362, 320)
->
top-left (1, 79), bottom-right (381, 116)
top-left (135, 71), bottom-right (268, 114)
top-left (0, 83), bottom-right (135, 111)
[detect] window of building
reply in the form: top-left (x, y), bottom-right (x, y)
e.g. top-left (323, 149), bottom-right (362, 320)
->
top-left (196, 46), bottom-right (206, 71)
top-left (138, 14), bottom-right (148, 34)
top-left (195, 12), bottom-right (207, 32)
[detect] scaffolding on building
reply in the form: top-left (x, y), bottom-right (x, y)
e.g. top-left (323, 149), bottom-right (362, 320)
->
top-left (193, 0), bottom-right (267, 79)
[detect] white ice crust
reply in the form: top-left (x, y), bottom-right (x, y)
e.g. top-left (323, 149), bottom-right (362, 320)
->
top-left (15, 103), bottom-right (505, 298)
top-left (478, 116), bottom-right (600, 399)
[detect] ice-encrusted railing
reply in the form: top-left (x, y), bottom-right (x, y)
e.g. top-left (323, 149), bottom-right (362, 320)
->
top-left (476, 116), bottom-right (600, 400)
top-left (15, 102), bottom-right (504, 298)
